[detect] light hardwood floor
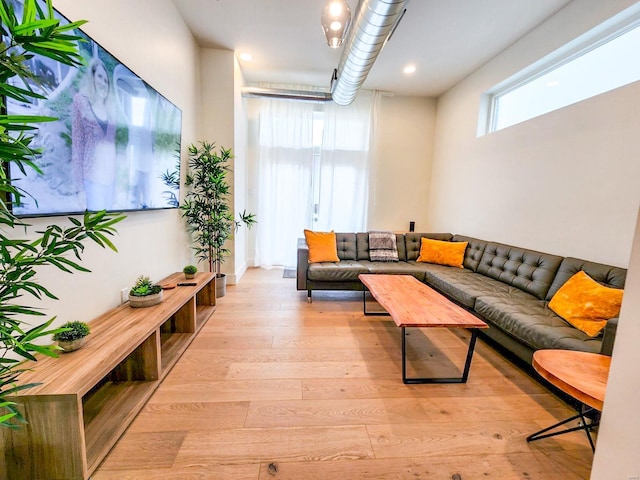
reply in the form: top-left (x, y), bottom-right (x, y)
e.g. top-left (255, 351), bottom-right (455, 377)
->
top-left (92, 267), bottom-right (593, 479)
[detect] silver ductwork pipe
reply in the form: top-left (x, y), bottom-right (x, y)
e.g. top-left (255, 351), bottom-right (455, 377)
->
top-left (331, 0), bottom-right (408, 106)
top-left (242, 86), bottom-right (332, 102)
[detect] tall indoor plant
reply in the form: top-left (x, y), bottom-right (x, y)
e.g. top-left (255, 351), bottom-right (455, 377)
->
top-left (181, 141), bottom-right (255, 297)
top-left (0, 0), bottom-right (124, 428)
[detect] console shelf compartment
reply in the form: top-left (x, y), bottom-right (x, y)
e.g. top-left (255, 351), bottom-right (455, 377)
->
top-left (1, 272), bottom-right (215, 480)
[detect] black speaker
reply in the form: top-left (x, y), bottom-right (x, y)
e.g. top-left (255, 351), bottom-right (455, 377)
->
top-left (409, 221), bottom-right (415, 232)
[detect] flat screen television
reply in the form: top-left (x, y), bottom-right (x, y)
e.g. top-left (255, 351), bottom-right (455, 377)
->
top-left (5, 0), bottom-right (182, 217)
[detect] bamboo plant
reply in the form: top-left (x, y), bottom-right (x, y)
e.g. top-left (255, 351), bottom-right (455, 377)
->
top-left (0, 0), bottom-right (125, 428)
top-left (181, 141), bottom-right (255, 276)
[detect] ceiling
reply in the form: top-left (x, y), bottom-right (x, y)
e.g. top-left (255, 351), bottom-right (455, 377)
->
top-left (172, 0), bottom-right (573, 97)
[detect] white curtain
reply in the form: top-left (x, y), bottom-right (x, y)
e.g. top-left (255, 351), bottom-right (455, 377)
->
top-left (256, 99), bottom-right (315, 266)
top-left (255, 91), bottom-right (376, 267)
top-left (315, 91), bottom-right (374, 232)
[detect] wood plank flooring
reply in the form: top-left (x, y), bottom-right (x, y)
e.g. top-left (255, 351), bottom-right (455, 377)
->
top-left (92, 267), bottom-right (593, 479)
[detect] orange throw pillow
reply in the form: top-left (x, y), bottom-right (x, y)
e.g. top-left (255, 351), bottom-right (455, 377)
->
top-left (304, 229), bottom-right (340, 263)
top-left (549, 270), bottom-right (624, 337)
top-left (416, 238), bottom-right (467, 268)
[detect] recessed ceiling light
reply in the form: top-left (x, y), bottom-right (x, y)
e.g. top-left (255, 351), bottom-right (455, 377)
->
top-left (403, 64), bottom-right (416, 75)
top-left (239, 53), bottom-right (253, 62)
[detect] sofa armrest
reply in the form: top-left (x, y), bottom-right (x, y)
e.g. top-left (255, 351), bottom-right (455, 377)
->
top-left (297, 238), bottom-right (309, 291)
top-left (600, 317), bottom-right (618, 356)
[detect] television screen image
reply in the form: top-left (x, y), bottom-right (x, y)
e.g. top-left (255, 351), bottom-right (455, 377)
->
top-left (6, 1), bottom-right (182, 217)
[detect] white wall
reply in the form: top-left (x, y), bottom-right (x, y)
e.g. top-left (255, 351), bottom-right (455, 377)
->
top-left (592, 209), bottom-right (640, 478)
top-left (27, 0), bottom-right (200, 325)
top-left (233, 57), bottom-right (252, 278)
top-left (368, 94), bottom-right (437, 232)
top-left (198, 49), bottom-right (250, 284)
top-left (430, 0), bottom-right (640, 267)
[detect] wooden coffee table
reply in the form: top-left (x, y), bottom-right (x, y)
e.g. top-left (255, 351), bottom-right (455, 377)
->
top-left (527, 349), bottom-right (610, 451)
top-left (359, 274), bottom-right (488, 384)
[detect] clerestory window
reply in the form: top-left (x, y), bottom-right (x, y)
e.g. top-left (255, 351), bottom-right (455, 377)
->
top-left (479, 3), bottom-right (640, 136)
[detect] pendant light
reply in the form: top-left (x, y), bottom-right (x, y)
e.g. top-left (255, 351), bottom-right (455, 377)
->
top-left (321, 0), bottom-right (351, 48)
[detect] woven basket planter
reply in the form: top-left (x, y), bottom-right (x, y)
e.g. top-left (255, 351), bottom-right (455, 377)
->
top-left (57, 337), bottom-right (87, 353)
top-left (129, 291), bottom-right (163, 308)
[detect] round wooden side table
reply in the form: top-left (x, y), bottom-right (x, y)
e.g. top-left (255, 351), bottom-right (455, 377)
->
top-left (527, 349), bottom-right (611, 451)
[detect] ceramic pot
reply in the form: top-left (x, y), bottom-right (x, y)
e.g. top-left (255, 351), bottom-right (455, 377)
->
top-left (216, 273), bottom-right (226, 298)
top-left (185, 273), bottom-right (196, 279)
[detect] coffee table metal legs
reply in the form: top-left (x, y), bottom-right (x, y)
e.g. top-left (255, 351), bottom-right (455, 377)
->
top-left (363, 288), bottom-right (390, 316)
top-left (402, 328), bottom-right (479, 384)
top-left (526, 404), bottom-right (598, 451)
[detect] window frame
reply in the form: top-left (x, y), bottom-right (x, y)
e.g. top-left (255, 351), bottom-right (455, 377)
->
top-left (479, 3), bottom-right (640, 136)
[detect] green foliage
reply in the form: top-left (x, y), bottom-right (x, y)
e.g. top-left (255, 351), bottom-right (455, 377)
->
top-left (183, 264), bottom-right (197, 275)
top-left (0, 0), bottom-right (87, 211)
top-left (52, 321), bottom-right (90, 342)
top-left (129, 275), bottom-right (161, 297)
top-left (181, 142), bottom-right (256, 274)
top-left (160, 147), bottom-right (181, 208)
top-left (0, 0), bottom-right (124, 429)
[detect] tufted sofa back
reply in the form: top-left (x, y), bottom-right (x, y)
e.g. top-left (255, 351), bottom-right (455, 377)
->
top-left (545, 257), bottom-right (627, 301)
top-left (476, 242), bottom-right (563, 300)
top-left (335, 233), bottom-right (357, 260)
top-left (452, 235), bottom-right (488, 272)
top-left (404, 233), bottom-right (453, 261)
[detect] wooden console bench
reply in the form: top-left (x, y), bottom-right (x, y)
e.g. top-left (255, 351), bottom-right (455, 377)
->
top-left (1, 272), bottom-right (216, 480)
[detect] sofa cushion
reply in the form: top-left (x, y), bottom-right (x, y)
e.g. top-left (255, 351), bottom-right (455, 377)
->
top-left (475, 294), bottom-right (602, 353)
top-left (417, 238), bottom-right (467, 268)
top-left (304, 230), bottom-right (339, 263)
top-left (414, 262), bottom-right (514, 309)
top-left (358, 260), bottom-right (426, 281)
top-left (476, 242), bottom-right (562, 300)
top-left (405, 233), bottom-right (453, 261)
top-left (307, 260), bottom-right (368, 282)
top-left (545, 257), bottom-right (627, 301)
top-left (452, 235), bottom-right (488, 272)
top-left (335, 233), bottom-right (357, 261)
top-left (548, 271), bottom-right (623, 337)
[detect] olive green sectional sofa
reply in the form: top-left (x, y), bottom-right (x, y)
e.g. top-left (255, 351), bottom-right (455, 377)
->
top-left (296, 232), bottom-right (625, 365)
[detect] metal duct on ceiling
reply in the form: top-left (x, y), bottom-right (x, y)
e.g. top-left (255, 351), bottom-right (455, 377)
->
top-left (241, 86), bottom-right (333, 102)
top-left (331, 0), bottom-right (408, 106)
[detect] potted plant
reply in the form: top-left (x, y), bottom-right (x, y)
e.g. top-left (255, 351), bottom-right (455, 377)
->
top-left (128, 276), bottom-right (163, 308)
top-left (52, 321), bottom-right (91, 353)
top-left (183, 265), bottom-right (198, 279)
top-left (181, 142), bottom-right (256, 297)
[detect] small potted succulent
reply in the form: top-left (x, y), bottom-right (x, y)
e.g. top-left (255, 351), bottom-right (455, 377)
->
top-left (183, 265), bottom-right (198, 279)
top-left (53, 321), bottom-right (91, 353)
top-left (129, 275), bottom-right (163, 308)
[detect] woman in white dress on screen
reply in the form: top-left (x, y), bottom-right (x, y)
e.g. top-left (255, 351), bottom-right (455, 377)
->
top-left (71, 57), bottom-right (116, 211)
